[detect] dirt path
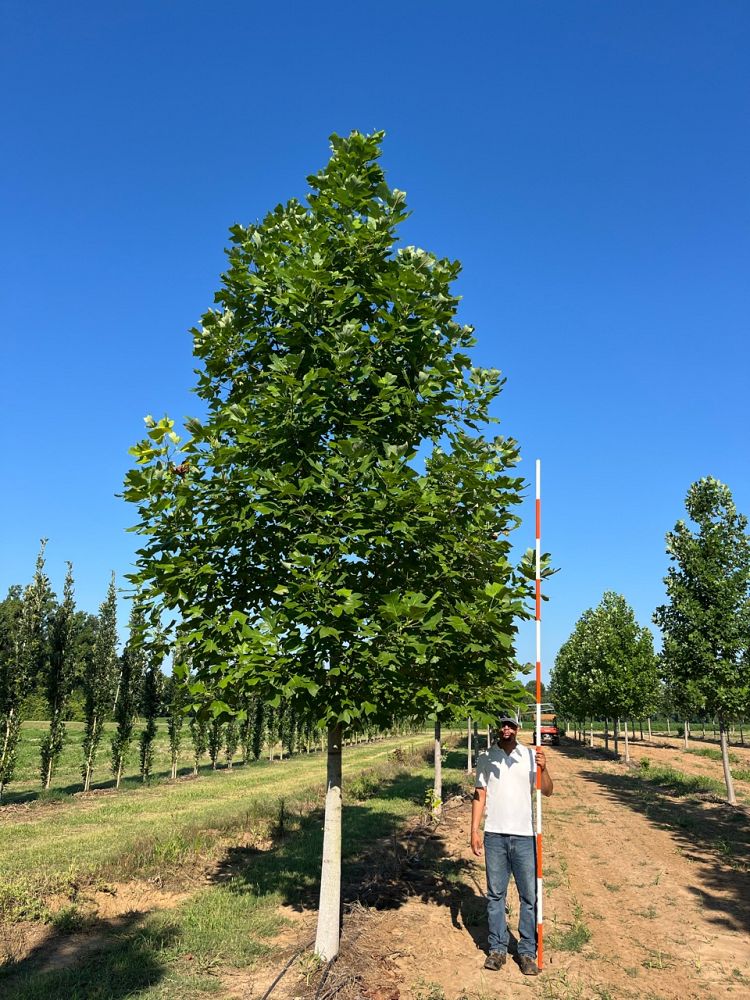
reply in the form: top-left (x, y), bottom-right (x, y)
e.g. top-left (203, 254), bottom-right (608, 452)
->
top-left (269, 739), bottom-right (750, 1000)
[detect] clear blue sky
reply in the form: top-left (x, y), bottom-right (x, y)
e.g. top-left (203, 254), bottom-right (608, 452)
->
top-left (2, 2), bottom-right (748, 678)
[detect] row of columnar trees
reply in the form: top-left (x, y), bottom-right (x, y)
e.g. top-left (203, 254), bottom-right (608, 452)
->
top-left (3, 543), bottom-right (412, 798)
top-left (550, 476), bottom-right (750, 803)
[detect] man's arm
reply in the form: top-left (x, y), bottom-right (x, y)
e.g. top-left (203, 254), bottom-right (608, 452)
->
top-left (471, 786), bottom-right (486, 855)
top-left (535, 747), bottom-right (554, 796)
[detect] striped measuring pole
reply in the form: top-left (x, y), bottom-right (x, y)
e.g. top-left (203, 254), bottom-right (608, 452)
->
top-left (535, 459), bottom-right (544, 968)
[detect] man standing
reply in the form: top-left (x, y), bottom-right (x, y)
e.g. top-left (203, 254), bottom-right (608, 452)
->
top-left (471, 713), bottom-right (553, 976)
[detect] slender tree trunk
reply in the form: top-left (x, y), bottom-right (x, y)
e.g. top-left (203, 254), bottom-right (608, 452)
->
top-left (467, 717), bottom-right (473, 773)
top-left (589, 721), bottom-right (594, 748)
top-left (604, 719), bottom-right (609, 752)
top-left (614, 718), bottom-right (619, 757)
top-left (315, 723), bottom-right (343, 961)
top-left (719, 720), bottom-right (737, 805)
top-left (639, 720), bottom-right (644, 742)
top-left (683, 720), bottom-right (689, 751)
top-left (647, 717), bottom-right (652, 742)
top-left (83, 713), bottom-right (98, 792)
top-left (115, 762), bottom-right (123, 789)
top-left (667, 716), bottom-right (671, 736)
top-left (740, 724), bottom-right (745, 747)
top-left (433, 721), bottom-right (442, 818)
top-left (623, 719), bottom-right (630, 763)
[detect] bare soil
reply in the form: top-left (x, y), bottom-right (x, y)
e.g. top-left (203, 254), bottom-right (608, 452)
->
top-left (261, 738), bottom-right (750, 1000)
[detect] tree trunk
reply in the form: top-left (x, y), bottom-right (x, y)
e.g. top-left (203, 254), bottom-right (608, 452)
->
top-left (589, 722), bottom-right (594, 748)
top-left (623, 719), bottom-right (630, 763)
top-left (83, 713), bottom-right (98, 792)
top-left (604, 719), bottom-right (609, 752)
top-left (115, 762), bottom-right (123, 789)
top-left (740, 724), bottom-right (745, 747)
top-left (719, 720), bottom-right (737, 805)
top-left (433, 721), bottom-right (442, 818)
top-left (467, 717), bottom-right (473, 773)
top-left (647, 717), bottom-right (652, 742)
top-left (683, 720), bottom-right (689, 751)
top-left (315, 723), bottom-right (343, 960)
top-left (667, 716), bottom-right (671, 736)
top-left (701, 721), bottom-right (706, 740)
top-left (486, 726), bottom-right (491, 751)
top-left (614, 718), bottom-right (619, 757)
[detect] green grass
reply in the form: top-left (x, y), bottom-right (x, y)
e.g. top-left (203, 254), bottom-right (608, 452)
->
top-left (0, 735), bottom-right (431, 923)
top-left (685, 746), bottom-right (738, 764)
top-left (632, 762), bottom-right (727, 798)
top-left (547, 900), bottom-right (592, 953)
top-left (0, 734), bottom-right (447, 998)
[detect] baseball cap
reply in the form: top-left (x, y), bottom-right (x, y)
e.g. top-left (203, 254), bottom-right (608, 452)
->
top-left (496, 712), bottom-right (521, 728)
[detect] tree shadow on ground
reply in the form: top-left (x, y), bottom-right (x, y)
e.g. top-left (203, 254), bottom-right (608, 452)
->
top-left (555, 741), bottom-right (750, 934)
top-left (212, 768), bottom-right (493, 953)
top-left (0, 911), bottom-right (178, 999)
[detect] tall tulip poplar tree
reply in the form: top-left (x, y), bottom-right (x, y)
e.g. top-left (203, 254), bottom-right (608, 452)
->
top-left (124, 132), bottom-right (536, 958)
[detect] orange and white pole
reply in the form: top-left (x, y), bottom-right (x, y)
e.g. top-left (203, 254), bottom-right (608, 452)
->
top-left (535, 459), bottom-right (544, 968)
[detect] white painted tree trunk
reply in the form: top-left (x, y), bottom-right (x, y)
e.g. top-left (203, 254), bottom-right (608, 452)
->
top-left (623, 719), bottom-right (630, 763)
top-left (683, 720), bottom-right (689, 751)
top-left (433, 721), bottom-right (442, 818)
top-left (647, 717), bottom-right (652, 741)
top-left (719, 721), bottom-right (737, 805)
top-left (315, 723), bottom-right (343, 961)
top-left (589, 722), bottom-right (594, 748)
top-left (466, 717), bottom-right (473, 773)
top-left (667, 717), bottom-right (671, 736)
top-left (614, 718), bottom-right (620, 757)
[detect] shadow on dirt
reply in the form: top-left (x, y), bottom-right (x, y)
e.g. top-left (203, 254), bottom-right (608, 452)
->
top-left (555, 738), bottom-right (750, 934)
top-left (0, 911), bottom-right (177, 999)
top-left (212, 762), bottom-right (492, 953)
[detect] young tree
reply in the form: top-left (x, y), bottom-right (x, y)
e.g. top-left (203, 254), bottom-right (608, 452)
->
top-left (224, 718), bottom-right (239, 769)
top-left (1, 541), bottom-right (55, 801)
top-left (551, 594), bottom-right (658, 761)
top-left (124, 131), bottom-right (535, 958)
top-left (139, 660), bottom-right (162, 782)
top-left (0, 585), bottom-right (24, 801)
top-left (654, 477), bottom-right (750, 804)
top-left (189, 713), bottom-right (208, 774)
top-left (82, 574), bottom-right (118, 792)
top-left (41, 562), bottom-right (76, 789)
top-left (207, 718), bottom-right (224, 770)
top-left (111, 601), bottom-right (146, 788)
top-left (166, 657), bottom-right (187, 779)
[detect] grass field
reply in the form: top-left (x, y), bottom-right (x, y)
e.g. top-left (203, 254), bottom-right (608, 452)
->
top-left (0, 730), bottom-right (462, 999)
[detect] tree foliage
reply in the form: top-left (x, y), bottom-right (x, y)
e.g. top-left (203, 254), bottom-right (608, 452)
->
top-left (551, 592), bottom-right (658, 734)
top-left (111, 600), bottom-right (146, 787)
top-left (123, 130), bottom-right (539, 957)
top-left (82, 574), bottom-right (118, 792)
top-left (41, 562), bottom-right (76, 788)
top-left (653, 477), bottom-right (750, 802)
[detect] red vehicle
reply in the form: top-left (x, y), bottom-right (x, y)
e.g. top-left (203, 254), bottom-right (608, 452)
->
top-left (530, 703), bottom-right (561, 746)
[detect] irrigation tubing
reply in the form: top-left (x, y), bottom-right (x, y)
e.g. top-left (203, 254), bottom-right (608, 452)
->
top-left (257, 937), bottom-right (316, 1000)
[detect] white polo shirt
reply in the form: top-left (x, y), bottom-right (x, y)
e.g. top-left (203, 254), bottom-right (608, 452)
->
top-left (475, 742), bottom-right (535, 836)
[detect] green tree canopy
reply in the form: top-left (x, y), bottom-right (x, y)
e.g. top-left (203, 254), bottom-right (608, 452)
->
top-left (124, 130), bottom-right (539, 956)
top-left (550, 592), bottom-right (658, 737)
top-left (653, 476), bottom-right (750, 802)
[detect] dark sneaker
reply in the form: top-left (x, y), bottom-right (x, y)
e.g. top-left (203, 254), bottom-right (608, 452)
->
top-left (483, 952), bottom-right (506, 971)
top-left (518, 955), bottom-right (540, 976)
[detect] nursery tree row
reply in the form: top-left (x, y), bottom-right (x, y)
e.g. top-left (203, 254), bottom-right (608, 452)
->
top-left (550, 476), bottom-right (750, 803)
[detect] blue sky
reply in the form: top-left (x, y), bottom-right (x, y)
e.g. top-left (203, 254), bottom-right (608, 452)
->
top-left (1, 2), bottom-right (748, 678)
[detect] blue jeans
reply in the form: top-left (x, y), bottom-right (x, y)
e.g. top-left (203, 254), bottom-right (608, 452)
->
top-left (484, 833), bottom-right (537, 957)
